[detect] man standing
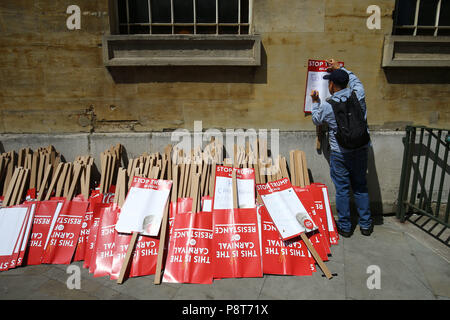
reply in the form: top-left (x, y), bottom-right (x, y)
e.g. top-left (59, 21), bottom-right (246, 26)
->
top-left (310, 59), bottom-right (373, 237)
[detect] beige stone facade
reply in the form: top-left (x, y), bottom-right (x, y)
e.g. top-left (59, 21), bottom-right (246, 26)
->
top-left (0, 0), bottom-right (448, 134)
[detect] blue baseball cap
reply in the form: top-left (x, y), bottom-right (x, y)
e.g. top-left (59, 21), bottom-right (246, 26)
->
top-left (323, 69), bottom-right (349, 87)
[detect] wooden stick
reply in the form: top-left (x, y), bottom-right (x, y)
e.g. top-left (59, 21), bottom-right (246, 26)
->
top-left (153, 199), bottom-right (170, 285)
top-left (83, 163), bottom-right (92, 199)
top-left (289, 150), bottom-right (296, 185)
top-left (300, 233), bottom-right (333, 279)
top-left (209, 161), bottom-right (216, 197)
top-left (14, 169), bottom-right (30, 205)
top-left (36, 152), bottom-right (46, 192)
top-left (200, 162), bottom-right (209, 197)
top-left (191, 173), bottom-right (200, 214)
top-left (300, 151), bottom-right (310, 186)
top-left (99, 152), bottom-right (107, 194)
top-left (294, 150), bottom-right (304, 187)
top-left (37, 164), bottom-right (52, 201)
top-left (3, 152), bottom-right (16, 196)
top-left (3, 168), bottom-right (20, 206)
top-left (117, 231), bottom-right (139, 284)
top-left (178, 163), bottom-right (186, 199)
top-left (154, 164), bottom-right (177, 285)
top-left (44, 163), bottom-right (64, 201)
top-left (231, 169), bottom-right (238, 209)
top-left (66, 164), bottom-right (82, 200)
top-left (30, 151), bottom-right (38, 190)
top-left (63, 163), bottom-right (73, 198)
top-left (182, 163), bottom-right (191, 198)
top-left (55, 163), bottom-right (69, 198)
top-left (10, 168), bottom-right (25, 206)
top-left (280, 157), bottom-right (289, 179)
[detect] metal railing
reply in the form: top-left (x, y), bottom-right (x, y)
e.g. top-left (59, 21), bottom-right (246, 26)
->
top-left (397, 125), bottom-right (449, 246)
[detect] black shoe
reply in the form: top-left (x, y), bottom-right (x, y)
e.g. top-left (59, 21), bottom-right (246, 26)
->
top-left (360, 225), bottom-right (373, 236)
top-left (337, 225), bottom-right (353, 238)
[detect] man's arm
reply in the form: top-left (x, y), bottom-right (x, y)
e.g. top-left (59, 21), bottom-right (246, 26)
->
top-left (311, 101), bottom-right (324, 126)
top-left (326, 59), bottom-right (365, 101)
top-left (310, 90), bottom-right (323, 125)
top-left (341, 67), bottom-right (365, 101)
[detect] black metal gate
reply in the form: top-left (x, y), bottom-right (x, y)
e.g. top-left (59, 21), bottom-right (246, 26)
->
top-left (397, 125), bottom-right (449, 246)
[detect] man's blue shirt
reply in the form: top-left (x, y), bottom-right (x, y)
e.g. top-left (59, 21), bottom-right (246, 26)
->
top-left (311, 67), bottom-right (369, 153)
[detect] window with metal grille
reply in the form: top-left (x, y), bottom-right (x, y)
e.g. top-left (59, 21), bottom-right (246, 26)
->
top-left (393, 0), bottom-right (450, 36)
top-left (117, 0), bottom-right (252, 35)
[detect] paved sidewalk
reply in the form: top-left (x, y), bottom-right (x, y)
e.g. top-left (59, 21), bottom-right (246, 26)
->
top-left (1, 216), bottom-right (448, 300)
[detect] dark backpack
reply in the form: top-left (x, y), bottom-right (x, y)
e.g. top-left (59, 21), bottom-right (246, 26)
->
top-left (328, 91), bottom-right (370, 150)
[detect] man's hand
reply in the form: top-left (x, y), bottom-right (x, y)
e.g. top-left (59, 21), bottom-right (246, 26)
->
top-left (326, 58), bottom-right (341, 72)
top-left (311, 90), bottom-right (320, 103)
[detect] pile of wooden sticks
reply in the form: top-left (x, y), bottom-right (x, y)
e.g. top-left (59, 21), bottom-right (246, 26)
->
top-left (0, 140), bottom-right (313, 208)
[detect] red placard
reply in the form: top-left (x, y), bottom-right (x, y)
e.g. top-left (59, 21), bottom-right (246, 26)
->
top-left (24, 201), bottom-right (61, 265)
top-left (257, 178), bottom-right (318, 240)
top-left (212, 166), bottom-right (256, 210)
top-left (259, 205), bottom-right (313, 276)
top-left (9, 204), bottom-right (35, 270)
top-left (73, 193), bottom-right (103, 261)
top-left (304, 59), bottom-right (344, 114)
top-left (41, 199), bottom-right (89, 264)
top-left (163, 211), bottom-right (213, 284)
top-left (294, 187), bottom-right (329, 261)
top-left (212, 208), bottom-right (262, 279)
top-left (309, 183), bottom-right (339, 245)
top-left (93, 203), bottom-right (120, 278)
top-left (129, 234), bottom-right (160, 278)
top-left (83, 203), bottom-right (102, 270)
top-left (110, 231), bottom-right (131, 280)
top-left (115, 177), bottom-right (172, 236)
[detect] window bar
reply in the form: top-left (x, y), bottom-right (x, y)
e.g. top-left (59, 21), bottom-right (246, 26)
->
top-left (148, 0), bottom-right (152, 34)
top-left (170, 0), bottom-right (174, 34)
top-left (249, 0), bottom-right (253, 35)
top-left (434, 0), bottom-right (442, 36)
top-left (113, 0), bottom-right (120, 34)
top-left (126, 0), bottom-right (130, 34)
top-left (216, 0), bottom-right (219, 35)
top-left (238, 0), bottom-right (241, 35)
top-left (413, 0), bottom-right (420, 36)
top-left (193, 0), bottom-right (197, 34)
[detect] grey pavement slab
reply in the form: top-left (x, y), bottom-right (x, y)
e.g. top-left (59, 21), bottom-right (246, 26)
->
top-left (0, 217), bottom-right (448, 300)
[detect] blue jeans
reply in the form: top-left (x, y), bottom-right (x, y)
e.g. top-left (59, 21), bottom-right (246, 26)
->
top-left (330, 148), bottom-right (372, 232)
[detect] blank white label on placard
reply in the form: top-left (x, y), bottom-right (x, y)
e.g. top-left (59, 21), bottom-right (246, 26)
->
top-left (213, 176), bottom-right (232, 210)
top-left (213, 176), bottom-right (255, 210)
top-left (20, 204), bottom-right (36, 252)
top-left (115, 187), bottom-right (170, 236)
top-left (261, 188), bottom-right (305, 240)
top-left (0, 207), bottom-right (29, 256)
top-left (261, 187), bottom-right (317, 240)
top-left (44, 201), bottom-right (64, 250)
top-left (304, 71), bottom-right (332, 113)
top-left (322, 187), bottom-right (335, 232)
top-left (237, 179), bottom-right (255, 208)
top-left (202, 199), bottom-right (212, 212)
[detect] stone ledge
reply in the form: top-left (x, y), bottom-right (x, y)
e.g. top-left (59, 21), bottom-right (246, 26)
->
top-left (382, 35), bottom-right (450, 68)
top-left (102, 34), bottom-right (261, 66)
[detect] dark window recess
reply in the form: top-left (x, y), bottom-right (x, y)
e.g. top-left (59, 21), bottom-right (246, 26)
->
top-left (128, 0), bottom-right (149, 23)
top-left (417, 0), bottom-right (438, 26)
top-left (116, 0), bottom-right (250, 35)
top-left (393, 0), bottom-right (450, 36)
top-left (173, 0), bottom-right (193, 23)
top-left (218, 0), bottom-right (238, 23)
top-left (241, 0), bottom-right (249, 23)
top-left (196, 0), bottom-right (216, 23)
top-left (151, 0), bottom-right (171, 23)
top-left (439, 1), bottom-right (450, 26)
top-left (395, 0), bottom-right (417, 26)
